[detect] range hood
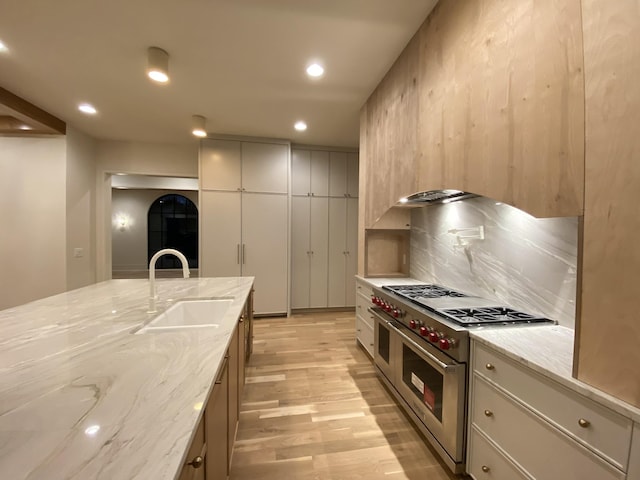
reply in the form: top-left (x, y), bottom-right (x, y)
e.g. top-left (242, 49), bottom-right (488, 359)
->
top-left (400, 189), bottom-right (477, 205)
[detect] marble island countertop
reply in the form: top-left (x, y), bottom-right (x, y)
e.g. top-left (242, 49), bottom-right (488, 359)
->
top-left (0, 277), bottom-right (254, 480)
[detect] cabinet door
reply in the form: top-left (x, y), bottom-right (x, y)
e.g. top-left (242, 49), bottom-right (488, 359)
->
top-left (328, 198), bottom-right (347, 307)
top-left (309, 197), bottom-right (329, 308)
top-left (291, 196), bottom-right (310, 309)
top-left (345, 198), bottom-right (358, 306)
top-left (200, 191), bottom-right (242, 277)
top-left (310, 150), bottom-right (330, 196)
top-left (347, 152), bottom-right (359, 197)
top-left (291, 149), bottom-right (311, 196)
top-left (205, 358), bottom-right (228, 480)
top-left (178, 420), bottom-right (206, 480)
top-left (241, 193), bottom-right (288, 314)
top-left (241, 142), bottom-right (288, 193)
top-left (200, 139), bottom-right (242, 191)
top-left (329, 152), bottom-right (348, 197)
top-left (228, 325), bottom-right (239, 466)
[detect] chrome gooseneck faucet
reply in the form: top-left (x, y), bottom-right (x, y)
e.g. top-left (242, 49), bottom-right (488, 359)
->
top-left (148, 248), bottom-right (190, 313)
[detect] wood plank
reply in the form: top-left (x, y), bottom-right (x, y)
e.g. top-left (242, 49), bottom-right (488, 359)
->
top-left (229, 312), bottom-right (458, 480)
top-left (0, 87), bottom-right (66, 134)
top-left (576, 0), bottom-right (640, 408)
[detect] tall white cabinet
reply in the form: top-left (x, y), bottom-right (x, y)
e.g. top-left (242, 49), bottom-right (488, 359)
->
top-left (200, 138), bottom-right (289, 315)
top-left (291, 148), bottom-right (358, 309)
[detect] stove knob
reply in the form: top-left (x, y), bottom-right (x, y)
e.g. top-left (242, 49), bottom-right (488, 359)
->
top-left (439, 338), bottom-right (451, 350)
top-left (409, 319), bottom-right (417, 329)
top-left (428, 332), bottom-right (440, 343)
top-left (371, 296), bottom-right (377, 305)
top-left (419, 326), bottom-right (428, 336)
top-left (384, 303), bottom-right (392, 312)
top-left (393, 309), bottom-right (404, 318)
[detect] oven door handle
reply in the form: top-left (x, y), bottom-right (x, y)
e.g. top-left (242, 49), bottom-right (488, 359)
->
top-left (387, 320), bottom-right (457, 373)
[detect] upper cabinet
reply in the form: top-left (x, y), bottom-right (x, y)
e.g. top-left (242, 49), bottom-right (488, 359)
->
top-left (292, 149), bottom-right (329, 196)
top-left (360, 0), bottom-right (585, 221)
top-left (329, 152), bottom-right (359, 198)
top-left (200, 139), bottom-right (288, 194)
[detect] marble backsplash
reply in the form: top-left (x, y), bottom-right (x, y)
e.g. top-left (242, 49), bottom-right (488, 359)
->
top-left (410, 196), bottom-right (578, 328)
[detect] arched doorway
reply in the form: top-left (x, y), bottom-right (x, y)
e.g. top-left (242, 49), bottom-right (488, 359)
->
top-left (148, 194), bottom-right (198, 269)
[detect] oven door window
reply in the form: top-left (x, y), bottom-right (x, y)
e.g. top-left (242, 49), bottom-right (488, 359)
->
top-left (377, 321), bottom-right (390, 364)
top-left (402, 344), bottom-right (444, 421)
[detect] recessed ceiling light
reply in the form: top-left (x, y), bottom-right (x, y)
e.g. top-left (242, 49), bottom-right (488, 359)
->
top-left (294, 121), bottom-right (307, 131)
top-left (18, 125), bottom-right (32, 131)
top-left (78, 103), bottom-right (97, 115)
top-left (0, 40), bottom-right (8, 52)
top-left (306, 63), bottom-right (324, 78)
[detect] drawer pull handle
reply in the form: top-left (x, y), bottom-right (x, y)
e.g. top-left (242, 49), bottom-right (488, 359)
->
top-left (187, 456), bottom-right (204, 469)
top-left (481, 465), bottom-right (490, 473)
top-left (484, 409), bottom-right (493, 417)
top-left (578, 418), bottom-right (591, 428)
top-left (485, 363), bottom-right (495, 370)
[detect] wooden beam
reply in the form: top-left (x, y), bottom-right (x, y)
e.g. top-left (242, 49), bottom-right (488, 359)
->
top-left (0, 86), bottom-right (66, 134)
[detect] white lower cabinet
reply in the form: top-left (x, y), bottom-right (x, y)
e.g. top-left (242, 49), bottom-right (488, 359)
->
top-left (628, 423), bottom-right (640, 480)
top-left (200, 190), bottom-right (287, 315)
top-left (327, 197), bottom-right (357, 307)
top-left (291, 196), bottom-right (329, 309)
top-left (355, 278), bottom-right (374, 357)
top-left (468, 340), bottom-right (631, 480)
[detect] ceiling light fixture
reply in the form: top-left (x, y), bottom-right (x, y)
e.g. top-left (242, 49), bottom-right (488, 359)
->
top-left (0, 40), bottom-right (8, 52)
top-left (78, 103), bottom-right (97, 115)
top-left (294, 121), bottom-right (307, 132)
top-left (191, 115), bottom-right (207, 137)
top-left (147, 46), bottom-right (170, 83)
top-left (306, 63), bottom-right (324, 78)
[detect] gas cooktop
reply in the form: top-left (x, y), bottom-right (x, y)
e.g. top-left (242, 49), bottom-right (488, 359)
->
top-left (382, 284), bottom-right (553, 327)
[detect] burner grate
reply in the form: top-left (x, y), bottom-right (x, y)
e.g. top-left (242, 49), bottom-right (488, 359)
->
top-left (383, 284), bottom-right (469, 299)
top-left (439, 307), bottom-right (551, 326)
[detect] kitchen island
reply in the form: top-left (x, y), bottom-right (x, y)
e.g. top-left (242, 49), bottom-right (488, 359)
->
top-left (0, 277), bottom-right (254, 480)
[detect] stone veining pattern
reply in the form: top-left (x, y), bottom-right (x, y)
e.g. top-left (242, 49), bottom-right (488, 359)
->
top-left (0, 277), bottom-right (253, 480)
top-left (410, 196), bottom-right (578, 328)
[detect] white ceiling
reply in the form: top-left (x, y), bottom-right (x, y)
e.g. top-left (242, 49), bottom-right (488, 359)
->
top-left (0, 0), bottom-right (438, 148)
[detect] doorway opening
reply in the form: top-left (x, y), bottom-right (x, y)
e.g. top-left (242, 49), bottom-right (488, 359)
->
top-left (148, 194), bottom-right (198, 269)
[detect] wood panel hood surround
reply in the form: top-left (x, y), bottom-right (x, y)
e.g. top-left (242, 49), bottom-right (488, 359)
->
top-left (359, 0), bottom-right (640, 408)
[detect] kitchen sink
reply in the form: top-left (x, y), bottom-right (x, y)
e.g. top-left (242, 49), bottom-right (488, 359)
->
top-left (135, 298), bottom-right (233, 334)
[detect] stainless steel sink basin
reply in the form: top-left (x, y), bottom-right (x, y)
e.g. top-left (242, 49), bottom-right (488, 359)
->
top-left (135, 298), bottom-right (233, 333)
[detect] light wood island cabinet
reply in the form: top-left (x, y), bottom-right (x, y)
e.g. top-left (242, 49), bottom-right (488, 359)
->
top-left (179, 298), bottom-right (253, 480)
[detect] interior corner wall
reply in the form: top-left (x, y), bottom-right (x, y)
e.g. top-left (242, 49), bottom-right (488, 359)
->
top-left (66, 127), bottom-right (97, 291)
top-left (0, 136), bottom-right (67, 310)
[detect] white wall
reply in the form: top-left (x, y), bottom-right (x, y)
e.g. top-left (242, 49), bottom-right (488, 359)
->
top-left (95, 140), bottom-right (199, 280)
top-left (0, 136), bottom-right (67, 309)
top-left (112, 189), bottom-right (198, 271)
top-left (410, 196), bottom-right (578, 328)
top-left (66, 127), bottom-right (97, 290)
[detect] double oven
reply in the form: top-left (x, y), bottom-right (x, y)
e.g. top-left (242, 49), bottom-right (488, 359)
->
top-left (370, 284), bottom-right (553, 474)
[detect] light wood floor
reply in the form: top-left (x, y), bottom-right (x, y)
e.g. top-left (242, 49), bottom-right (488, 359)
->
top-left (229, 311), bottom-right (462, 480)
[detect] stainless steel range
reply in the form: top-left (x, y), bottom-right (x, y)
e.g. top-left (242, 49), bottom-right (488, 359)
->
top-left (370, 284), bottom-right (553, 474)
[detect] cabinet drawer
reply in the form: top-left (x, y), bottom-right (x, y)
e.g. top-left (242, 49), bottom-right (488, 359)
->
top-left (468, 425), bottom-right (530, 480)
top-left (471, 373), bottom-right (625, 480)
top-left (473, 342), bottom-right (632, 469)
top-left (356, 292), bottom-right (373, 323)
top-left (356, 316), bottom-right (374, 358)
top-left (356, 280), bottom-right (373, 299)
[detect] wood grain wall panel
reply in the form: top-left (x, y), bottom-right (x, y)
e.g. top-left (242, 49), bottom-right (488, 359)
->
top-left (357, 106), bottom-right (368, 276)
top-left (361, 34), bottom-right (420, 229)
top-left (576, 0), bottom-right (640, 408)
top-left (415, 0), bottom-right (584, 218)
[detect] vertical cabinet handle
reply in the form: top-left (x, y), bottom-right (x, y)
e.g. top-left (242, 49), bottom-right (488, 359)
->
top-left (237, 244), bottom-right (240, 264)
top-left (242, 244), bottom-right (246, 264)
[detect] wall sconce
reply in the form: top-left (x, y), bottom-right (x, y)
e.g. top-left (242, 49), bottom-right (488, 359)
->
top-left (118, 216), bottom-right (127, 231)
top-left (192, 115), bottom-right (207, 138)
top-left (147, 46), bottom-right (169, 83)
